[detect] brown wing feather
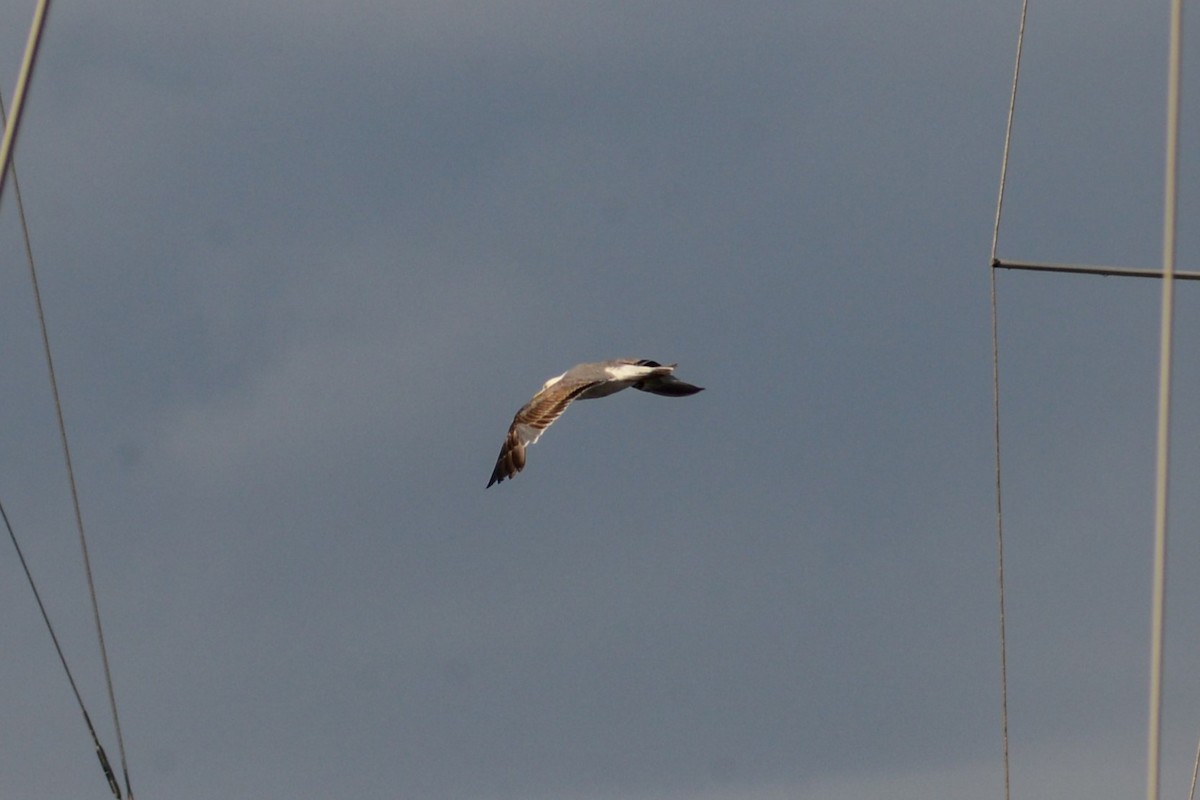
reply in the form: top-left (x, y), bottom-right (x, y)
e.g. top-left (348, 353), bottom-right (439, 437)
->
top-left (486, 378), bottom-right (601, 487)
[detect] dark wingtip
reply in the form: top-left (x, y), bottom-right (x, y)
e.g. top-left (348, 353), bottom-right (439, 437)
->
top-left (487, 465), bottom-right (507, 488)
top-left (486, 456), bottom-right (505, 488)
top-left (666, 382), bottom-right (705, 396)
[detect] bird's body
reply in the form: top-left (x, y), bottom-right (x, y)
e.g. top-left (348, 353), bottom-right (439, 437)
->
top-left (487, 359), bottom-right (704, 487)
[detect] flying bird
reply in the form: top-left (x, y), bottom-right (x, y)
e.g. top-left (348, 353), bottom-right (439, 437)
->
top-left (487, 359), bottom-right (704, 487)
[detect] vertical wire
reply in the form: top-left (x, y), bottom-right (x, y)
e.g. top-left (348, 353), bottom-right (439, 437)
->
top-left (1145, 1), bottom-right (1183, 798)
top-left (989, 2), bottom-right (1031, 799)
top-left (988, 246), bottom-right (1013, 800)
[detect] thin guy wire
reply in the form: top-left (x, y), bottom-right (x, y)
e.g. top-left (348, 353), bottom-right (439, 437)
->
top-left (0, 94), bottom-right (124, 800)
top-left (1, 91), bottom-right (130, 798)
top-left (989, 0), bottom-right (1029, 266)
top-left (0, 0), bottom-right (52, 202)
top-left (0, 498), bottom-right (121, 798)
top-left (0, 79), bottom-right (136, 800)
top-left (988, 2), bottom-right (1029, 800)
top-left (1145, 1), bottom-right (1183, 798)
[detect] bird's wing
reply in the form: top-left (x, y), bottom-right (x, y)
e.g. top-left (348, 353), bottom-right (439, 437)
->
top-left (487, 374), bottom-right (606, 487)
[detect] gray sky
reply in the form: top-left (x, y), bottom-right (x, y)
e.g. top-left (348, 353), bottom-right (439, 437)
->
top-left (2, 2), bottom-right (1199, 798)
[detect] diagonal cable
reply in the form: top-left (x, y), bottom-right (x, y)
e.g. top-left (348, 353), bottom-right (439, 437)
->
top-left (0, 0), bottom-right (51, 201)
top-left (1, 498), bottom-right (122, 798)
top-left (1, 66), bottom-right (135, 800)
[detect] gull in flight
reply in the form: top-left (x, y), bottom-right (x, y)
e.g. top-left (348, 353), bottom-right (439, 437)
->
top-left (487, 359), bottom-right (704, 487)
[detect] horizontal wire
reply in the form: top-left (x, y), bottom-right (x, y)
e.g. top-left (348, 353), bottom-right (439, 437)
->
top-left (993, 258), bottom-right (1200, 281)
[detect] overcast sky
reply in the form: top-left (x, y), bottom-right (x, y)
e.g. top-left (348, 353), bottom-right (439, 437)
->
top-left (2, 2), bottom-right (1200, 798)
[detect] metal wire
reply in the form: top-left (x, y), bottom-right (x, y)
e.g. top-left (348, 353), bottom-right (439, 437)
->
top-left (0, 90), bottom-right (125, 800)
top-left (988, 2), bottom-right (1031, 799)
top-left (0, 498), bottom-right (121, 798)
top-left (1, 15), bottom-right (135, 790)
top-left (993, 258), bottom-right (1200, 281)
